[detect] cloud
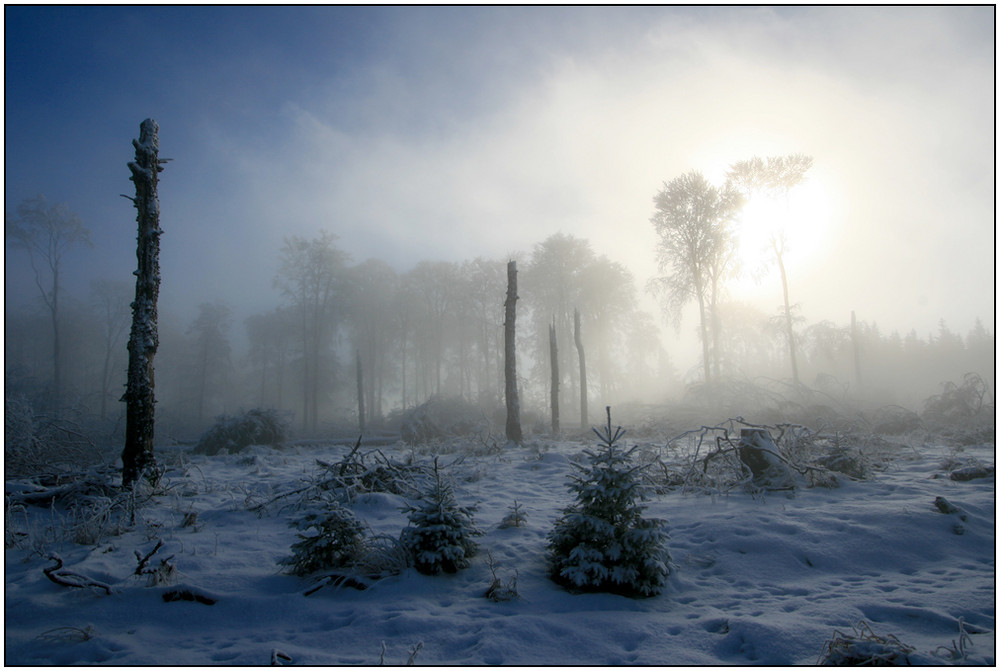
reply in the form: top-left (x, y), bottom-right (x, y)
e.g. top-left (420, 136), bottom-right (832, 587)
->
top-left (10, 7), bottom-right (989, 344)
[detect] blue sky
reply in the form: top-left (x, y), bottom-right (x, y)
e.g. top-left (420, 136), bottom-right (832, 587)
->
top-left (4, 6), bottom-right (994, 362)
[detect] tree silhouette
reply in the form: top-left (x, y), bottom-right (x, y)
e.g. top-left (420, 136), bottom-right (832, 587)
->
top-left (6, 195), bottom-right (91, 411)
top-left (727, 154), bottom-right (813, 385)
top-left (649, 171), bottom-right (741, 386)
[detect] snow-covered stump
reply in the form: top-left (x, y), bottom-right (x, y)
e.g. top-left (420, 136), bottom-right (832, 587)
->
top-left (122, 119), bottom-right (167, 488)
top-left (738, 428), bottom-right (795, 490)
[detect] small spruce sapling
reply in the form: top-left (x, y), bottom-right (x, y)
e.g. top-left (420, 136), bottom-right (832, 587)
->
top-left (280, 501), bottom-right (365, 576)
top-left (547, 407), bottom-right (671, 597)
top-left (400, 458), bottom-right (481, 574)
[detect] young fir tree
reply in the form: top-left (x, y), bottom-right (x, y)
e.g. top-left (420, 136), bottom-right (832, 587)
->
top-left (280, 500), bottom-right (366, 577)
top-left (400, 458), bottom-right (481, 574)
top-left (548, 407), bottom-right (671, 597)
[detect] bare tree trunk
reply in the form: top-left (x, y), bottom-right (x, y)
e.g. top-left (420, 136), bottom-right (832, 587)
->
top-left (400, 315), bottom-right (408, 409)
top-left (100, 346), bottom-right (112, 419)
top-left (549, 319), bottom-right (559, 435)
top-left (851, 310), bottom-right (863, 388)
top-left (356, 349), bottom-right (365, 434)
top-left (51, 265), bottom-right (61, 413)
top-left (695, 280), bottom-right (712, 387)
top-left (122, 119), bottom-right (166, 488)
top-left (574, 308), bottom-right (587, 429)
top-left (710, 289), bottom-right (722, 380)
top-left (504, 261), bottom-right (522, 444)
top-left (774, 244), bottom-right (799, 385)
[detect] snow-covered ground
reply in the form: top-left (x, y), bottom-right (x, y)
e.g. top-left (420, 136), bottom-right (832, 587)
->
top-left (5, 425), bottom-right (995, 665)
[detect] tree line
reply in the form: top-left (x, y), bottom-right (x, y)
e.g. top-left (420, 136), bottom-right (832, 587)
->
top-left (5, 214), bottom-right (673, 437)
top-left (7, 150), bottom-right (994, 440)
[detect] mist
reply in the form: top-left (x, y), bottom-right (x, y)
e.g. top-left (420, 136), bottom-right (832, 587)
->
top-left (5, 6), bottom-right (995, 439)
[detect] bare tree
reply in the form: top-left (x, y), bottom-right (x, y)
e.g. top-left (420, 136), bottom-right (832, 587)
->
top-left (649, 171), bottom-right (742, 386)
top-left (187, 301), bottom-right (233, 424)
top-left (356, 349), bottom-right (365, 434)
top-left (245, 307), bottom-right (293, 410)
top-left (345, 259), bottom-right (400, 422)
top-left (504, 261), bottom-right (522, 444)
top-left (574, 307), bottom-right (587, 429)
top-left (122, 119), bottom-right (168, 487)
top-left (275, 231), bottom-right (349, 434)
top-left (90, 278), bottom-right (131, 419)
top-left (6, 195), bottom-right (92, 411)
top-left (726, 154), bottom-right (813, 385)
top-left (549, 319), bottom-right (559, 434)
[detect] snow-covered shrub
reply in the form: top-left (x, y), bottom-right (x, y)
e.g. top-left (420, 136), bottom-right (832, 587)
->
top-left (4, 394), bottom-right (105, 479)
top-left (923, 373), bottom-right (992, 422)
top-left (869, 404), bottom-right (922, 435)
top-left (547, 408), bottom-right (671, 597)
top-left (351, 534), bottom-right (410, 579)
top-left (483, 550), bottom-right (519, 602)
top-left (280, 500), bottom-right (366, 576)
top-left (399, 458), bottom-right (480, 574)
top-left (818, 620), bottom-right (915, 665)
top-left (398, 396), bottom-right (488, 445)
top-left (192, 409), bottom-right (289, 455)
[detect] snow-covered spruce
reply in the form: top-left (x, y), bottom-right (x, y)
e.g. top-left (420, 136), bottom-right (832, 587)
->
top-left (399, 458), bottom-right (481, 574)
top-left (547, 408), bottom-right (671, 597)
top-left (280, 500), bottom-right (366, 577)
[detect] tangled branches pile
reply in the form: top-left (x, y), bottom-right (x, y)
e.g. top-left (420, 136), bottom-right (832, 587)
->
top-left (654, 418), bottom-right (894, 495)
top-left (250, 437), bottom-right (428, 516)
top-left (4, 394), bottom-right (107, 480)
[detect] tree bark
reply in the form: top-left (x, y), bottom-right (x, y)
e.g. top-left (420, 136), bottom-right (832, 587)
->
top-left (549, 319), bottom-right (559, 435)
top-left (504, 261), bottom-right (522, 444)
top-left (122, 119), bottom-right (165, 488)
top-left (574, 308), bottom-right (587, 429)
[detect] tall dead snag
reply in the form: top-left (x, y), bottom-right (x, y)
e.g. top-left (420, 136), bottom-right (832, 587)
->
top-left (122, 119), bottom-right (167, 488)
top-left (356, 349), bottom-right (365, 434)
top-left (574, 307), bottom-right (587, 429)
top-left (504, 261), bottom-right (522, 444)
top-left (549, 319), bottom-right (559, 435)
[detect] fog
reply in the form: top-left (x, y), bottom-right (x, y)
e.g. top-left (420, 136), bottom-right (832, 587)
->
top-left (5, 6), bottom-right (994, 437)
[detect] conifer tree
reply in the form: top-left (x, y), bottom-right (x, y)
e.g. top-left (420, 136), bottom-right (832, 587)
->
top-left (400, 458), bottom-right (481, 574)
top-left (548, 407), bottom-right (671, 597)
top-left (280, 500), bottom-right (365, 577)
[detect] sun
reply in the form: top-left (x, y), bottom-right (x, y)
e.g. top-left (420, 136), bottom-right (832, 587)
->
top-left (730, 176), bottom-right (834, 295)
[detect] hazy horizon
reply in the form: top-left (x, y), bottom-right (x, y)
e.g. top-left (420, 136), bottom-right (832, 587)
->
top-left (5, 6), bottom-right (995, 373)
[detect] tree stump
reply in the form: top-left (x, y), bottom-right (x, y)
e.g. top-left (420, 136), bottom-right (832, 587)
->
top-left (738, 428), bottom-right (794, 489)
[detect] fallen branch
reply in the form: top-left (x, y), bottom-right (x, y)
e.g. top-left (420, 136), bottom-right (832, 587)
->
top-left (134, 539), bottom-right (165, 575)
top-left (162, 588), bottom-right (216, 605)
top-left (43, 554), bottom-right (113, 596)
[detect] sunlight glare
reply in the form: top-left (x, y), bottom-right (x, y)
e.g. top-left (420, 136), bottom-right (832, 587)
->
top-left (732, 177), bottom-right (834, 293)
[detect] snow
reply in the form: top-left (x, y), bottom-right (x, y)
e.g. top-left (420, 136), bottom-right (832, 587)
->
top-left (5, 430), bottom-right (995, 665)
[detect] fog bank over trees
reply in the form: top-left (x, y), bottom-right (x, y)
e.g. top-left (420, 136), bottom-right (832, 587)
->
top-left (4, 7), bottom-right (994, 443)
top-left (5, 202), bottom-right (993, 442)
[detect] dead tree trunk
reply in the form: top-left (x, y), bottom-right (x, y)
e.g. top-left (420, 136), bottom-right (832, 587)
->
top-left (504, 261), bottom-right (522, 444)
top-left (574, 308), bottom-right (587, 429)
top-left (122, 119), bottom-right (167, 488)
top-left (549, 319), bottom-right (559, 435)
top-left (774, 241), bottom-right (799, 386)
top-left (356, 349), bottom-right (365, 434)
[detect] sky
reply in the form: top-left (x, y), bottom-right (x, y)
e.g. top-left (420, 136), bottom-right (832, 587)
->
top-left (4, 5), bottom-right (995, 369)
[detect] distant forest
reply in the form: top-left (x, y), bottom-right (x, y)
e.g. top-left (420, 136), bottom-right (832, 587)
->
top-left (5, 225), bottom-right (993, 441)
